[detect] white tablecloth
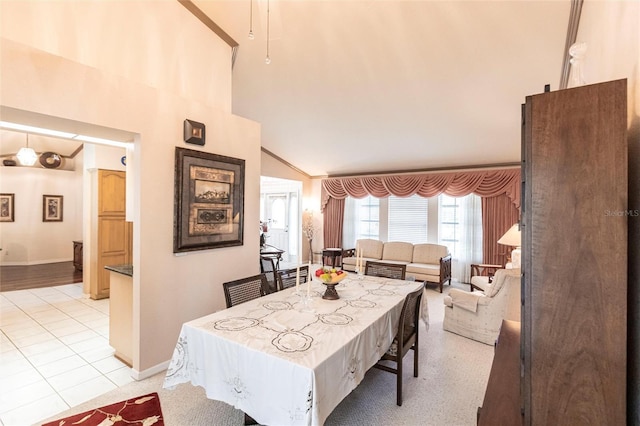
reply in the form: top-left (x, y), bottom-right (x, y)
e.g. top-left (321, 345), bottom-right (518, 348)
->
top-left (163, 275), bottom-right (427, 425)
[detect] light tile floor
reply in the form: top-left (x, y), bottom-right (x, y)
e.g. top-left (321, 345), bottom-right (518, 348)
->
top-left (0, 283), bottom-right (132, 426)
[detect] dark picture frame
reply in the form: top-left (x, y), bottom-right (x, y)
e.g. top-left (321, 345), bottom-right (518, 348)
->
top-left (0, 193), bottom-right (15, 222)
top-left (183, 119), bottom-right (206, 146)
top-left (174, 147), bottom-right (245, 253)
top-left (43, 194), bottom-right (63, 222)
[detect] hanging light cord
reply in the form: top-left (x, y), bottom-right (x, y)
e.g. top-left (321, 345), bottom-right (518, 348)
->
top-left (248, 0), bottom-right (254, 39)
top-left (265, 0), bottom-right (271, 64)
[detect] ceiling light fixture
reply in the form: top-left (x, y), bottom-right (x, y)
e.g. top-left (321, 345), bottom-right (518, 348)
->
top-left (0, 121), bottom-right (75, 139)
top-left (73, 134), bottom-right (131, 149)
top-left (248, 0), bottom-right (254, 39)
top-left (16, 133), bottom-right (38, 166)
top-left (0, 121), bottom-right (132, 149)
top-left (265, 0), bottom-right (271, 64)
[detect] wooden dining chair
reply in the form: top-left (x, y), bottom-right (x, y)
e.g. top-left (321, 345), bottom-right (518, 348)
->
top-left (364, 261), bottom-right (407, 280)
top-left (374, 287), bottom-right (423, 406)
top-left (259, 256), bottom-right (278, 294)
top-left (222, 274), bottom-right (270, 308)
top-left (277, 265), bottom-right (309, 291)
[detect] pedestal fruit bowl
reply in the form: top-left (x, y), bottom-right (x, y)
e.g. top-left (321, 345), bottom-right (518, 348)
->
top-left (314, 268), bottom-right (347, 299)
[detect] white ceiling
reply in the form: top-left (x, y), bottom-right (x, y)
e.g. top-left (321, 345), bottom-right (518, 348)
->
top-left (194, 0), bottom-right (571, 177)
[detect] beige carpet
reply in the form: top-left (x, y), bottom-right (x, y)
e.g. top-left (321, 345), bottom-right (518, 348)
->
top-left (41, 281), bottom-right (494, 426)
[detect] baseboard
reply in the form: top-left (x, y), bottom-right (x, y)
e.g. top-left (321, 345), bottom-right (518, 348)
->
top-left (0, 258), bottom-right (73, 266)
top-left (132, 360), bottom-right (170, 381)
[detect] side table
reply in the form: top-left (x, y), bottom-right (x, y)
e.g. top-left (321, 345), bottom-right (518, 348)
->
top-left (322, 248), bottom-right (343, 268)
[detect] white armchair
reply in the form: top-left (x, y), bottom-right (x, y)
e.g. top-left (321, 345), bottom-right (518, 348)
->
top-left (443, 268), bottom-right (521, 345)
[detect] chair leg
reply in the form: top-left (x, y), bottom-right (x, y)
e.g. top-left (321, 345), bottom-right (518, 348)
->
top-left (397, 354), bottom-right (403, 406)
top-left (413, 345), bottom-right (419, 378)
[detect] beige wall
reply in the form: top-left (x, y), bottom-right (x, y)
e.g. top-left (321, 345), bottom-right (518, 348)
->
top-left (577, 0), bottom-right (638, 123)
top-left (0, 143), bottom-right (126, 266)
top-left (1, 1), bottom-right (259, 376)
top-left (0, 165), bottom-right (82, 265)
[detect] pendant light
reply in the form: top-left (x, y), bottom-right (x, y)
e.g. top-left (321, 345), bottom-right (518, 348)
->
top-left (16, 133), bottom-right (37, 166)
top-left (265, 0), bottom-right (271, 64)
top-left (248, 0), bottom-right (254, 39)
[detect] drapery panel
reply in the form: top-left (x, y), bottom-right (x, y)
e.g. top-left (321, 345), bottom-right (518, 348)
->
top-left (321, 168), bottom-right (520, 211)
top-left (481, 194), bottom-right (521, 266)
top-left (322, 196), bottom-right (345, 250)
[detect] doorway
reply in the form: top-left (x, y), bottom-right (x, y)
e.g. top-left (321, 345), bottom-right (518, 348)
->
top-left (260, 176), bottom-right (302, 266)
top-left (0, 113), bottom-right (131, 289)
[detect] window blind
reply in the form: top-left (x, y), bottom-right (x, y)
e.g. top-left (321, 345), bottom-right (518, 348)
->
top-left (388, 195), bottom-right (428, 244)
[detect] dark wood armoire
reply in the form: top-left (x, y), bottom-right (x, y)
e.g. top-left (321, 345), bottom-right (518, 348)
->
top-left (521, 79), bottom-right (627, 425)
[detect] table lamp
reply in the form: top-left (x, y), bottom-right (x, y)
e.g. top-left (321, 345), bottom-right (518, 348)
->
top-left (497, 224), bottom-right (521, 268)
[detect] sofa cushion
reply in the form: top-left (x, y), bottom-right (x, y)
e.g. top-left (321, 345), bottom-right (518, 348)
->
top-left (413, 244), bottom-right (448, 264)
top-left (406, 263), bottom-right (440, 276)
top-left (381, 242), bottom-right (414, 263)
top-left (357, 239), bottom-right (384, 260)
top-left (470, 275), bottom-right (490, 292)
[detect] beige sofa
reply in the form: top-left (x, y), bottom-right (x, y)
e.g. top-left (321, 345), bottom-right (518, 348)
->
top-left (443, 268), bottom-right (521, 345)
top-left (342, 239), bottom-right (452, 292)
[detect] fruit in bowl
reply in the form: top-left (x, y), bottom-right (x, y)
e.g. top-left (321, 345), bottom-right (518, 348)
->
top-left (314, 267), bottom-right (348, 284)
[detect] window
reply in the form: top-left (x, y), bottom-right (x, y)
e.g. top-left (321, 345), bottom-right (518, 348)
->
top-left (438, 193), bottom-right (483, 282)
top-left (388, 195), bottom-right (428, 244)
top-left (343, 194), bottom-right (428, 247)
top-left (343, 192), bottom-right (482, 282)
top-left (438, 194), bottom-right (460, 255)
top-left (357, 195), bottom-right (379, 239)
top-left (343, 195), bottom-right (379, 247)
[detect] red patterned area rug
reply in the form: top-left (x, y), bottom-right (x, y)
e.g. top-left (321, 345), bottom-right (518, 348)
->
top-left (42, 392), bottom-right (164, 426)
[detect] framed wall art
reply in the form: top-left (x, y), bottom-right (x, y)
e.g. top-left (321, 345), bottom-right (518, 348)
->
top-left (174, 147), bottom-right (245, 253)
top-left (183, 119), bottom-right (205, 146)
top-left (0, 193), bottom-right (15, 222)
top-left (43, 194), bottom-right (63, 222)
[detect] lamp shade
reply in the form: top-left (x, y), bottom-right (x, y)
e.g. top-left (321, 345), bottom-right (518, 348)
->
top-left (497, 224), bottom-right (521, 247)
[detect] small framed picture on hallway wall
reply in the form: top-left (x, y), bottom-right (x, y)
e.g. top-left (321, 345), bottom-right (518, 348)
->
top-left (43, 194), bottom-right (63, 222)
top-left (0, 193), bottom-right (14, 222)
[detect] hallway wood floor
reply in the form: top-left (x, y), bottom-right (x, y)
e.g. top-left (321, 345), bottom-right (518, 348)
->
top-left (0, 261), bottom-right (82, 292)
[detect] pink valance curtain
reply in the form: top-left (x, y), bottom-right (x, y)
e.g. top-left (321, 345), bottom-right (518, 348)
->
top-left (321, 168), bottom-right (521, 256)
top-left (321, 168), bottom-right (520, 211)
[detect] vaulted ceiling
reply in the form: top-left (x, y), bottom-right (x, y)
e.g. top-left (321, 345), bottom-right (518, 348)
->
top-left (0, 1), bottom-right (574, 177)
top-left (193, 0), bottom-right (572, 177)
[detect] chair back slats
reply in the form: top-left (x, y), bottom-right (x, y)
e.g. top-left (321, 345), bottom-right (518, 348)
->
top-left (260, 256), bottom-right (278, 293)
top-left (223, 274), bottom-right (269, 308)
top-left (364, 261), bottom-right (407, 280)
top-left (277, 265), bottom-right (309, 291)
top-left (397, 287), bottom-right (423, 346)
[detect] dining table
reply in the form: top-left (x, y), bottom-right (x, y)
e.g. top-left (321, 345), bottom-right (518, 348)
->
top-left (163, 274), bottom-right (429, 425)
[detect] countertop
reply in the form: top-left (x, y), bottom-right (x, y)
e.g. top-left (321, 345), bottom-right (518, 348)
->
top-left (104, 264), bottom-right (133, 277)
